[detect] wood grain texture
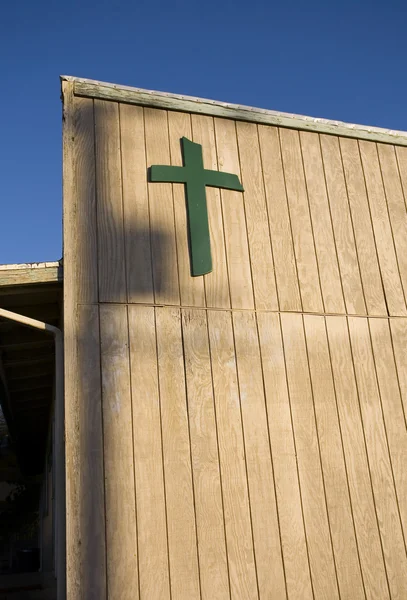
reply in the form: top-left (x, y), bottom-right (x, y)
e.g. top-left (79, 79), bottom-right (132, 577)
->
top-left (99, 305), bottom-right (139, 600)
top-left (181, 308), bottom-right (229, 600)
top-left (168, 112), bottom-right (205, 307)
top-left (94, 100), bottom-right (127, 302)
top-left (76, 305), bottom-right (106, 600)
top-left (377, 144), bottom-right (407, 306)
top-left (359, 141), bottom-right (406, 316)
top-left (236, 122), bottom-right (278, 310)
top-left (155, 307), bottom-right (200, 599)
top-left (349, 316), bottom-right (407, 599)
top-left (369, 318), bottom-right (407, 544)
top-left (62, 80), bottom-right (81, 600)
top-left (128, 306), bottom-right (170, 600)
top-left (339, 137), bottom-right (386, 316)
top-left (326, 316), bottom-right (390, 600)
top-left (389, 318), bottom-right (407, 427)
top-left (279, 128), bottom-right (324, 313)
top-left (320, 134), bottom-right (366, 315)
top-left (214, 118), bottom-right (254, 310)
top-left (72, 96), bottom-right (98, 303)
top-left (144, 108), bottom-right (180, 305)
top-left (207, 309), bottom-right (258, 600)
top-left (119, 104), bottom-right (154, 303)
top-left (258, 125), bottom-right (301, 312)
top-left (281, 312), bottom-right (339, 600)
top-left (300, 132), bottom-right (345, 314)
top-left (191, 114), bottom-right (230, 309)
top-left (232, 311), bottom-right (286, 599)
top-left (304, 314), bottom-right (364, 600)
top-left (257, 312), bottom-right (313, 600)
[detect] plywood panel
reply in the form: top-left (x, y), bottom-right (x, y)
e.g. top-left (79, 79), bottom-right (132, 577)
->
top-left (233, 311), bottom-right (286, 599)
top-left (359, 141), bottom-right (406, 315)
top-left (99, 305), bottom-right (139, 600)
top-left (155, 307), bottom-right (200, 599)
top-left (300, 132), bottom-right (345, 314)
top-left (94, 100), bottom-right (127, 303)
top-left (349, 317), bottom-right (407, 599)
top-left (304, 314), bottom-right (364, 600)
top-left (128, 305), bottom-right (170, 600)
top-left (214, 118), bottom-right (254, 310)
top-left (191, 115), bottom-right (230, 309)
top-left (77, 305), bottom-right (106, 600)
top-left (377, 143), bottom-right (407, 305)
top-left (144, 108), bottom-right (180, 305)
top-left (168, 112), bottom-right (205, 307)
top-left (207, 309), bottom-right (258, 600)
top-left (257, 312), bottom-right (313, 600)
top-left (181, 308), bottom-right (229, 599)
top-left (120, 104), bottom-right (154, 303)
top-left (72, 96), bottom-right (98, 304)
top-left (258, 125), bottom-right (301, 312)
top-left (281, 312), bottom-right (339, 600)
top-left (369, 318), bottom-right (407, 542)
top-left (236, 122), bottom-right (278, 310)
top-left (279, 128), bottom-right (323, 313)
top-left (326, 316), bottom-right (390, 600)
top-left (340, 138), bottom-right (386, 316)
top-left (320, 134), bottom-right (366, 315)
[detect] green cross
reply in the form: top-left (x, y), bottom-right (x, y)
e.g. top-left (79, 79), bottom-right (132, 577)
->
top-left (150, 137), bottom-right (244, 276)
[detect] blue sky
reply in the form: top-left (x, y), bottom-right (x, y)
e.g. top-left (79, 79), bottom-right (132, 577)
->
top-left (0, 0), bottom-right (406, 264)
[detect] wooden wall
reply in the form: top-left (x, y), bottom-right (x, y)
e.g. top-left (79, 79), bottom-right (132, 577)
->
top-left (63, 81), bottom-right (407, 600)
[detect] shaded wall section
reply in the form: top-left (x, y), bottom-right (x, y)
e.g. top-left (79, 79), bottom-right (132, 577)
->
top-left (63, 79), bottom-right (407, 600)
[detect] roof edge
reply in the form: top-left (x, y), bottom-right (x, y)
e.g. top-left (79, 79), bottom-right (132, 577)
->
top-left (61, 75), bottom-right (407, 146)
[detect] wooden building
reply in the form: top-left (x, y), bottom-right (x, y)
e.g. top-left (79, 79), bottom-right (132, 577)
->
top-left (5, 76), bottom-right (407, 599)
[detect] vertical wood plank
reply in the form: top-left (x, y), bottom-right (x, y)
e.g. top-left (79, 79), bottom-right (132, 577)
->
top-left (389, 318), bottom-right (407, 424)
top-left (300, 132), bottom-right (345, 313)
top-left (120, 104), bottom-right (154, 303)
top-left (214, 118), bottom-right (254, 310)
top-left (349, 316), bottom-right (407, 599)
top-left (94, 100), bottom-right (127, 302)
top-left (77, 305), bottom-right (107, 600)
top-left (155, 307), bottom-right (200, 599)
top-left (144, 108), bottom-right (180, 305)
top-left (207, 309), bottom-right (258, 600)
top-left (304, 314), bottom-right (364, 600)
top-left (326, 316), bottom-right (390, 600)
top-left (128, 306), bottom-right (170, 600)
top-left (168, 112), bottom-right (205, 307)
top-left (181, 308), bottom-right (230, 600)
top-left (257, 312), bottom-right (313, 600)
top-left (258, 125), bottom-right (301, 312)
top-left (62, 80), bottom-right (82, 600)
top-left (235, 122), bottom-right (278, 310)
top-left (279, 128), bottom-right (324, 313)
top-left (232, 311), bottom-right (286, 599)
top-left (377, 143), bottom-right (407, 306)
top-left (369, 318), bottom-right (407, 541)
top-left (100, 305), bottom-right (139, 600)
top-left (73, 96), bottom-right (98, 304)
top-left (359, 141), bottom-right (406, 316)
top-left (340, 138), bottom-right (386, 316)
top-left (281, 313), bottom-right (339, 600)
top-left (395, 146), bottom-right (407, 212)
top-left (191, 115), bottom-right (230, 309)
top-left (320, 134), bottom-right (366, 315)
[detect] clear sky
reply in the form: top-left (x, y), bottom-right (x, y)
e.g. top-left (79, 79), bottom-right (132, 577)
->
top-left (0, 0), bottom-right (406, 264)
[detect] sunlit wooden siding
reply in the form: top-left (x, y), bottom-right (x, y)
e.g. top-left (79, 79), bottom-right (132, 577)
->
top-left (63, 78), bottom-right (407, 600)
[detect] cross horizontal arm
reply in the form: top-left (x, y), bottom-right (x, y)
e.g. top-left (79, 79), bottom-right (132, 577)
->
top-left (150, 165), bottom-right (187, 184)
top-left (204, 169), bottom-right (244, 192)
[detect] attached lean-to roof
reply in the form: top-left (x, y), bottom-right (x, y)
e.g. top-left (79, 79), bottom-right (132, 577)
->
top-left (62, 75), bottom-right (407, 146)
